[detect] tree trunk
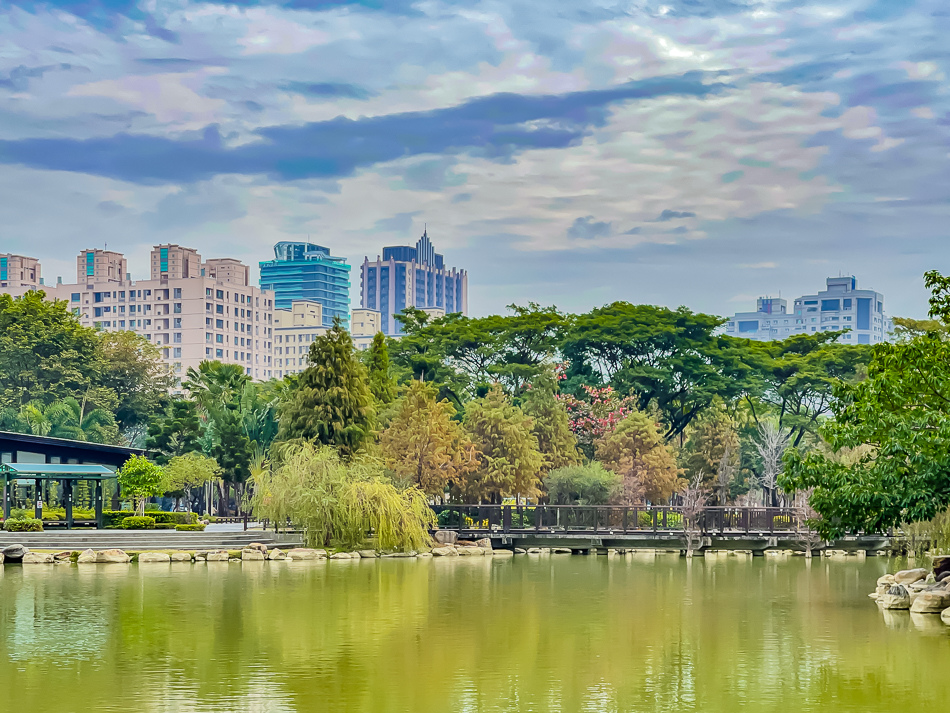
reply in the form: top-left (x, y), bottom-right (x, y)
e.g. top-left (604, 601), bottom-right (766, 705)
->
top-left (216, 481), bottom-right (229, 515)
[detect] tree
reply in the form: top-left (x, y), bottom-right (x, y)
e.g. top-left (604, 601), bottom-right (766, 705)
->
top-left (679, 473), bottom-right (709, 557)
top-left (162, 452), bottom-right (221, 512)
top-left (98, 331), bottom-right (172, 442)
top-left (559, 384), bottom-right (639, 460)
top-left (544, 463), bottom-right (621, 505)
top-left (0, 396), bottom-right (119, 443)
top-left (117, 454), bottom-right (164, 515)
top-left (755, 421), bottom-right (790, 507)
top-left (278, 320), bottom-right (375, 457)
top-left (145, 399), bottom-right (203, 465)
top-left (561, 302), bottom-right (745, 441)
top-left (595, 409), bottom-right (682, 504)
top-left (379, 380), bottom-right (476, 498)
top-left (782, 271), bottom-right (950, 537)
top-left (463, 384), bottom-right (543, 502)
top-left (0, 291), bottom-right (105, 410)
top-left (366, 332), bottom-right (397, 406)
top-left (521, 368), bottom-right (580, 473)
top-left (250, 442), bottom-right (434, 551)
top-left (680, 406), bottom-right (740, 496)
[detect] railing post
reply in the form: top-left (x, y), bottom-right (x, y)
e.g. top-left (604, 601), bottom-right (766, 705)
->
top-left (622, 508), bottom-right (628, 534)
top-left (243, 513), bottom-right (248, 531)
top-left (503, 506), bottom-right (511, 534)
top-left (593, 507), bottom-right (598, 534)
top-left (652, 509), bottom-right (658, 532)
top-left (535, 505), bottom-right (541, 532)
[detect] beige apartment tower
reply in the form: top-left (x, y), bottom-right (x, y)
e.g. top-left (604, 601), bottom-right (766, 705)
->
top-left (77, 249), bottom-right (127, 285)
top-left (273, 300), bottom-right (328, 378)
top-left (0, 254), bottom-right (41, 289)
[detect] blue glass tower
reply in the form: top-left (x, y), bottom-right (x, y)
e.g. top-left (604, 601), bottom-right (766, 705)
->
top-left (259, 242), bottom-right (351, 328)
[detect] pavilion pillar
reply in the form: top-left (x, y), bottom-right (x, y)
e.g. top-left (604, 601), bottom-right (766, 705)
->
top-left (34, 478), bottom-right (42, 520)
top-left (64, 479), bottom-right (74, 530)
top-left (2, 476), bottom-right (8, 520)
top-left (95, 481), bottom-right (103, 530)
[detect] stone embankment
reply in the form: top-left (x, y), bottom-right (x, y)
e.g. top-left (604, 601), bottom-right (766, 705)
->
top-left (869, 556), bottom-right (950, 626)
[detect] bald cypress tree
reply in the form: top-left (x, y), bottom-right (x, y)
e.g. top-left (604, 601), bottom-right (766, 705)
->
top-left (278, 320), bottom-right (374, 457)
top-left (366, 332), bottom-right (396, 406)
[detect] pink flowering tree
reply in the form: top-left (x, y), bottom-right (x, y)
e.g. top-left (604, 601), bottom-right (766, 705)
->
top-left (557, 377), bottom-right (639, 459)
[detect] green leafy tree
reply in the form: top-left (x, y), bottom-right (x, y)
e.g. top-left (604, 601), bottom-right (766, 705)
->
top-left (145, 400), bottom-right (203, 465)
top-left (0, 291), bottom-right (105, 409)
top-left (380, 380), bottom-right (477, 497)
top-left (463, 384), bottom-right (543, 502)
top-left (98, 331), bottom-right (172, 442)
top-left (366, 332), bottom-right (397, 406)
top-left (680, 405), bottom-right (740, 496)
top-left (782, 271), bottom-right (950, 537)
top-left (162, 452), bottom-right (221, 511)
top-left (278, 320), bottom-right (374, 457)
top-left (544, 463), bottom-right (621, 505)
top-left (521, 368), bottom-right (580, 473)
top-left (250, 442), bottom-right (434, 551)
top-left (595, 409), bottom-right (682, 504)
top-left (117, 454), bottom-right (165, 515)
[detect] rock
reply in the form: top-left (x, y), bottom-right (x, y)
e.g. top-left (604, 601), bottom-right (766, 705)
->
top-left (382, 551), bottom-right (415, 558)
top-left (475, 537), bottom-right (493, 550)
top-left (22, 552), bottom-right (54, 564)
top-left (53, 551), bottom-right (72, 561)
top-left (139, 552), bottom-right (171, 563)
top-left (268, 548), bottom-right (285, 560)
top-left (194, 554), bottom-right (206, 562)
top-left (933, 555), bottom-right (950, 579)
top-left (937, 570), bottom-right (950, 583)
top-left (358, 550), bottom-right (378, 558)
top-left (205, 551), bottom-right (229, 562)
top-left (910, 590), bottom-right (950, 613)
top-left (514, 548), bottom-right (527, 554)
top-left (942, 607), bottom-right (950, 625)
top-left (2, 544), bottom-right (28, 562)
top-left (0, 552), bottom-right (3, 564)
top-left (456, 546), bottom-right (484, 556)
top-left (894, 568), bottom-right (929, 585)
top-left (908, 580), bottom-right (931, 592)
top-left (434, 530), bottom-right (459, 545)
top-left (875, 584), bottom-right (890, 598)
top-left (97, 549), bottom-right (131, 564)
top-left (456, 540), bottom-right (477, 548)
top-left (417, 552), bottom-right (433, 558)
top-left (329, 552), bottom-right (355, 559)
top-left (229, 558), bottom-right (241, 562)
top-left (881, 584), bottom-right (911, 610)
top-left (527, 548), bottom-right (542, 554)
top-left (170, 552), bottom-right (193, 562)
top-left (241, 549), bottom-right (265, 561)
top-left (492, 550), bottom-right (514, 557)
top-left (876, 574), bottom-right (896, 587)
top-left (246, 542), bottom-right (268, 553)
top-left (287, 548), bottom-right (325, 561)
top-left (431, 546), bottom-right (459, 557)
top-left (76, 549), bottom-right (97, 564)
top-left (552, 548), bottom-right (573, 554)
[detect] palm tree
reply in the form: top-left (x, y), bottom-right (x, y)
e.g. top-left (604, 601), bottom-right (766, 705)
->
top-left (48, 397), bottom-right (119, 444)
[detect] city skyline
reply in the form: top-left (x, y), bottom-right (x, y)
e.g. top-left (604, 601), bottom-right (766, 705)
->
top-left (0, 0), bottom-right (945, 320)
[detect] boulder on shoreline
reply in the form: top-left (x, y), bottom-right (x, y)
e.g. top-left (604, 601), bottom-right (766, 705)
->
top-left (287, 548), bottom-right (325, 561)
top-left (910, 590), bottom-right (950, 614)
top-left (171, 552), bottom-right (192, 562)
top-left (22, 552), bottom-right (54, 564)
top-left (358, 550), bottom-right (378, 558)
top-left (881, 584), bottom-right (911, 610)
top-left (456, 546), bottom-right (484, 556)
top-left (77, 549), bottom-right (97, 564)
top-left (97, 549), bottom-right (130, 564)
top-left (205, 551), bottom-right (229, 562)
top-left (2, 544), bottom-right (28, 562)
top-left (431, 546), bottom-right (458, 557)
top-left (268, 548), bottom-right (286, 560)
top-left (894, 568), bottom-right (929, 585)
top-left (475, 538), bottom-right (492, 551)
top-left (241, 549), bottom-right (265, 561)
top-left (139, 552), bottom-right (171, 563)
top-left (434, 530), bottom-right (458, 545)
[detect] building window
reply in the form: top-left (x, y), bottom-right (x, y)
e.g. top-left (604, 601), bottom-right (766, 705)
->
top-left (216, 290), bottom-right (224, 299)
top-left (174, 288), bottom-right (182, 299)
top-left (174, 318), bottom-right (182, 328)
top-left (216, 319), bottom-right (224, 329)
top-left (173, 333), bottom-right (182, 343)
top-left (173, 347), bottom-right (182, 358)
top-left (216, 305), bottom-right (224, 314)
top-left (71, 293), bottom-right (80, 301)
top-left (216, 334), bottom-right (223, 343)
top-left (216, 349), bottom-right (223, 358)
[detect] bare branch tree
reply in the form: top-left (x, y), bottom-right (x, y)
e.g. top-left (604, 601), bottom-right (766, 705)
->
top-left (755, 421), bottom-right (790, 507)
top-left (715, 443), bottom-right (738, 505)
top-left (792, 488), bottom-right (823, 557)
top-left (680, 471), bottom-right (709, 557)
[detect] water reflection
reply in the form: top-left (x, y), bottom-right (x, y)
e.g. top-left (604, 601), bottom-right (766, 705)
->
top-left (0, 556), bottom-right (946, 712)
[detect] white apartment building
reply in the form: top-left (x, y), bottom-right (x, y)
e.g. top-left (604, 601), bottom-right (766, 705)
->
top-left (725, 276), bottom-right (890, 344)
top-left (273, 300), bottom-right (328, 379)
top-left (0, 245), bottom-right (276, 385)
top-left (0, 253), bottom-right (41, 289)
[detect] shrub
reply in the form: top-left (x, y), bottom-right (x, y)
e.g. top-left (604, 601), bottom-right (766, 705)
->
top-left (103, 510), bottom-right (197, 528)
top-left (175, 524), bottom-right (206, 532)
top-left (121, 516), bottom-right (156, 529)
top-left (5, 518), bottom-right (43, 532)
top-left (9, 508), bottom-right (32, 520)
top-left (154, 523), bottom-right (177, 530)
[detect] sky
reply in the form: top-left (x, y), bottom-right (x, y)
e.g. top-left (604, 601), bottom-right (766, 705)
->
top-left (0, 0), bottom-right (946, 321)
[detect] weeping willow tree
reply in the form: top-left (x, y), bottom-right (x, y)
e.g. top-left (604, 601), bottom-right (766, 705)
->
top-left (249, 442), bottom-right (434, 551)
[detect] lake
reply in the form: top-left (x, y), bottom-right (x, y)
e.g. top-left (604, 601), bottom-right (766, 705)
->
top-left (0, 553), bottom-right (946, 712)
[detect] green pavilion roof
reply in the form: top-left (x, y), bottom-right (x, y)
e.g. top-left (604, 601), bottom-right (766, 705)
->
top-left (0, 463), bottom-right (116, 480)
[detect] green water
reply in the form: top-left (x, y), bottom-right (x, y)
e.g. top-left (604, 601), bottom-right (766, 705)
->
top-left (0, 554), bottom-right (947, 712)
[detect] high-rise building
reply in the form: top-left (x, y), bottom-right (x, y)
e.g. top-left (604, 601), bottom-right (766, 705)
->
top-left (360, 230), bottom-right (467, 336)
top-left (725, 276), bottom-right (889, 344)
top-left (0, 254), bottom-right (41, 289)
top-left (259, 242), bottom-right (351, 328)
top-left (273, 300), bottom-right (328, 378)
top-left (0, 247), bottom-right (276, 385)
top-left (351, 308), bottom-right (381, 350)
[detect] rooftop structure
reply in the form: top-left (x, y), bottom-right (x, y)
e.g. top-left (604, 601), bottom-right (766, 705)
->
top-left (259, 242), bottom-right (351, 328)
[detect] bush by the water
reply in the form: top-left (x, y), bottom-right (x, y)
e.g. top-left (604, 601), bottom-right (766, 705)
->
top-left (121, 516), bottom-right (156, 529)
top-left (5, 517), bottom-right (43, 532)
top-left (175, 524), bottom-right (206, 531)
top-left (40, 507), bottom-right (96, 521)
top-left (154, 523), bottom-right (177, 530)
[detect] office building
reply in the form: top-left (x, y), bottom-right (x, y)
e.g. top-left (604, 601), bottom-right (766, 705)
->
top-left (0, 254), bottom-right (41, 289)
top-left (725, 276), bottom-right (889, 344)
top-left (351, 308), bottom-right (382, 350)
top-left (0, 246), bottom-right (276, 384)
top-left (360, 230), bottom-right (467, 336)
top-left (273, 300), bottom-right (328, 378)
top-left (259, 242), bottom-right (351, 328)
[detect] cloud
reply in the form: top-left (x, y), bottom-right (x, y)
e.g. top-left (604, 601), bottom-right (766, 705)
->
top-left (373, 211), bottom-right (420, 233)
top-left (567, 216), bottom-right (612, 240)
top-left (0, 73), bottom-right (724, 183)
top-left (0, 64), bottom-right (72, 91)
top-left (656, 209), bottom-right (696, 221)
top-left (282, 82), bottom-right (375, 100)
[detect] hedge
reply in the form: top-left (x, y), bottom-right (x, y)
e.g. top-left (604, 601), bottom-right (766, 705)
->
top-left (154, 523), bottom-right (177, 530)
top-left (103, 510), bottom-right (197, 528)
top-left (121, 516), bottom-right (156, 529)
top-left (175, 524), bottom-right (207, 532)
top-left (4, 518), bottom-right (43, 532)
